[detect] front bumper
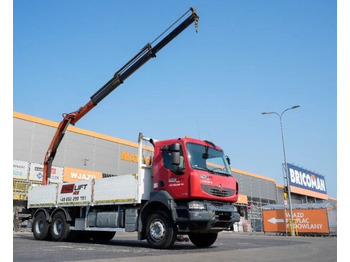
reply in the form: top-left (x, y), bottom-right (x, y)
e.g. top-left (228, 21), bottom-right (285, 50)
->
top-left (176, 201), bottom-right (240, 232)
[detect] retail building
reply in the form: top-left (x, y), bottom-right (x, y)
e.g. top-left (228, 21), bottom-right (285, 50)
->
top-left (13, 111), bottom-right (336, 232)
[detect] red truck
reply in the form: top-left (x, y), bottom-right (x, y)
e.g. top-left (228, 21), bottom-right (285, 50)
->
top-left (26, 8), bottom-right (241, 249)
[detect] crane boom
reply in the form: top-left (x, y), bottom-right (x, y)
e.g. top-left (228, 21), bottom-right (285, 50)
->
top-left (42, 8), bottom-right (199, 185)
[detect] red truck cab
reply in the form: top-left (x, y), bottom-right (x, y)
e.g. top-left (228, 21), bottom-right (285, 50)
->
top-left (152, 137), bottom-right (239, 202)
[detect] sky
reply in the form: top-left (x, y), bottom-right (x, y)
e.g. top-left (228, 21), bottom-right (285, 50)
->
top-left (11, 0), bottom-right (339, 198)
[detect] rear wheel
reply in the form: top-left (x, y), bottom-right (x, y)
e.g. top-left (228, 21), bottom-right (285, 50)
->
top-left (32, 211), bottom-right (50, 240)
top-left (50, 211), bottom-right (70, 241)
top-left (188, 232), bottom-right (218, 248)
top-left (146, 211), bottom-right (177, 249)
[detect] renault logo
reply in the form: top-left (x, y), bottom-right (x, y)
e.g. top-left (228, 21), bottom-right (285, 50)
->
top-left (218, 184), bottom-right (223, 192)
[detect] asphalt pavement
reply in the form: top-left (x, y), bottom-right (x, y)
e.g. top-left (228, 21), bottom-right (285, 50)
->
top-left (13, 231), bottom-right (337, 262)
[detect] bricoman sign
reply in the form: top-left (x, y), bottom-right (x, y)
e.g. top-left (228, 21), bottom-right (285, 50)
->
top-left (287, 163), bottom-right (327, 194)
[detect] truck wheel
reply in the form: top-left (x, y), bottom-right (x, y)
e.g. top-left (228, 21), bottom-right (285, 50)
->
top-left (188, 232), bottom-right (218, 248)
top-left (50, 211), bottom-right (70, 241)
top-left (146, 211), bottom-right (177, 249)
top-left (91, 231), bottom-right (116, 242)
top-left (32, 211), bottom-right (50, 240)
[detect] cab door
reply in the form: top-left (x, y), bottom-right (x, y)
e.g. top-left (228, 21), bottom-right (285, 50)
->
top-left (157, 143), bottom-right (189, 199)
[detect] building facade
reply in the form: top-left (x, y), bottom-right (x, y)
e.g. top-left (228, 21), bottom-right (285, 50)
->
top-left (13, 111), bottom-right (336, 232)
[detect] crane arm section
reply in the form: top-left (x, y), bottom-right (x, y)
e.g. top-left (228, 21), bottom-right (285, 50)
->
top-left (42, 8), bottom-right (199, 185)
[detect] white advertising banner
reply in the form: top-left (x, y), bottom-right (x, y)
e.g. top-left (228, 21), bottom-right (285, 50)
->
top-left (48, 166), bottom-right (64, 184)
top-left (29, 163), bottom-right (63, 183)
top-left (13, 160), bottom-right (29, 180)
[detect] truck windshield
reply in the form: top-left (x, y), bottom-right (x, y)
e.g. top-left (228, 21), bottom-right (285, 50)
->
top-left (186, 142), bottom-right (232, 176)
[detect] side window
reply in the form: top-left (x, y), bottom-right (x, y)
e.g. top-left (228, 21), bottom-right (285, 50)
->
top-left (162, 144), bottom-right (185, 173)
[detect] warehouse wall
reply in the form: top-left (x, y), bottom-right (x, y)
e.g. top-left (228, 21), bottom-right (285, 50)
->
top-left (13, 112), bottom-right (280, 199)
top-left (13, 112), bottom-right (335, 205)
top-left (232, 170), bottom-right (277, 202)
top-left (13, 113), bottom-right (140, 176)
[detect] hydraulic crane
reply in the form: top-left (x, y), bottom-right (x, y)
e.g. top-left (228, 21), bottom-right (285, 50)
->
top-left (42, 8), bottom-right (199, 185)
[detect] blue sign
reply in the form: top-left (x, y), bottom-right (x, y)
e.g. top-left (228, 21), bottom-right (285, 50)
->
top-left (287, 163), bottom-right (327, 194)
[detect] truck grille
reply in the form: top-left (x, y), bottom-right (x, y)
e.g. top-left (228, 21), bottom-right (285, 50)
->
top-left (201, 185), bottom-right (235, 197)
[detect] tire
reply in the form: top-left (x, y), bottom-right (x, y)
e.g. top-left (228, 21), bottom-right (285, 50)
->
top-left (50, 211), bottom-right (70, 241)
top-left (146, 211), bottom-right (177, 249)
top-left (91, 231), bottom-right (116, 242)
top-left (188, 232), bottom-right (218, 248)
top-left (32, 211), bottom-right (50, 240)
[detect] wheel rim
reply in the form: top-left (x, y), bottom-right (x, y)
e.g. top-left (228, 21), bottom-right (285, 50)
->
top-left (53, 219), bottom-right (63, 236)
top-left (35, 219), bottom-right (44, 234)
top-left (149, 219), bottom-right (166, 241)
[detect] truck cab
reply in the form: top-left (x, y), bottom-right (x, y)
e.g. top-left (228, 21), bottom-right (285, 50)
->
top-left (137, 136), bottom-right (240, 248)
top-left (153, 137), bottom-right (238, 203)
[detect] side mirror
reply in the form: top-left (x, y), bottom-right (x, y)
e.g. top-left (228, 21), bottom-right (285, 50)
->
top-left (202, 153), bottom-right (209, 159)
top-left (171, 151), bottom-right (180, 166)
top-left (171, 143), bottom-right (181, 166)
top-left (226, 156), bottom-right (231, 165)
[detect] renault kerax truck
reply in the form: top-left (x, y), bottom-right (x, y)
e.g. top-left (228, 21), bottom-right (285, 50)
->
top-left (26, 8), bottom-right (241, 249)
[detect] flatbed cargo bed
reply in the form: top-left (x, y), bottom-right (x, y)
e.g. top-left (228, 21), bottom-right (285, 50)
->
top-left (28, 166), bottom-right (152, 208)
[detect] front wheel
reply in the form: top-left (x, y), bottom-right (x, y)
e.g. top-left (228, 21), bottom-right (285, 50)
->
top-left (146, 211), bottom-right (177, 249)
top-left (188, 232), bottom-right (218, 248)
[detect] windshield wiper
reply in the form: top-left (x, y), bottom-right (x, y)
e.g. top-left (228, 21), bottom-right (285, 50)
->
top-left (212, 170), bottom-right (231, 176)
top-left (193, 165), bottom-right (214, 173)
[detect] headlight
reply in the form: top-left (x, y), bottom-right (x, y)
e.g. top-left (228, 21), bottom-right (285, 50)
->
top-left (188, 202), bottom-right (206, 210)
top-left (233, 205), bottom-right (238, 212)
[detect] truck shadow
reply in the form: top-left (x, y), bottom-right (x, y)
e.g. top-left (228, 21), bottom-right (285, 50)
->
top-left (91, 239), bottom-right (206, 250)
top-left (106, 239), bottom-right (199, 250)
top-left (20, 234), bottom-right (201, 250)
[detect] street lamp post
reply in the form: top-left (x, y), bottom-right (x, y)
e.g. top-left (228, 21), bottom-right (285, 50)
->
top-left (262, 105), bottom-right (300, 236)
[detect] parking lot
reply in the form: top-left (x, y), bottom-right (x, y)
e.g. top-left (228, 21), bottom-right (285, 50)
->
top-left (13, 231), bottom-right (337, 262)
